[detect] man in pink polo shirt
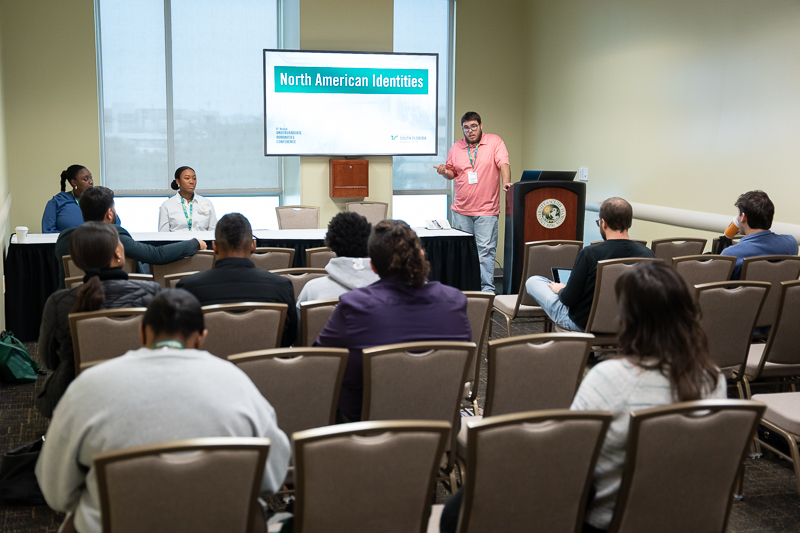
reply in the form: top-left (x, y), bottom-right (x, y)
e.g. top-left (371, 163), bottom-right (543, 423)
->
top-left (435, 111), bottom-right (511, 292)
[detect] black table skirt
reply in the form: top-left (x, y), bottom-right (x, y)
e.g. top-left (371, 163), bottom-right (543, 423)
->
top-left (4, 235), bottom-right (480, 342)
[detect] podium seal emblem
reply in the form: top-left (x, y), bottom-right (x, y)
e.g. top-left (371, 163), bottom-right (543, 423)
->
top-left (536, 199), bottom-right (566, 229)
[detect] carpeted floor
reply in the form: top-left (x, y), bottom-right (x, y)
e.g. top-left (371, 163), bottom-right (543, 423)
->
top-left (1, 318), bottom-right (799, 531)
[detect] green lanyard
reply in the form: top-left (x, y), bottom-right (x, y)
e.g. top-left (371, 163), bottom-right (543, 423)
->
top-left (151, 340), bottom-right (185, 350)
top-left (180, 197), bottom-right (194, 230)
top-left (70, 191), bottom-right (79, 205)
top-left (467, 143), bottom-right (479, 169)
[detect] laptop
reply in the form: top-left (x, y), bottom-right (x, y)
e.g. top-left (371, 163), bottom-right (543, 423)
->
top-left (551, 268), bottom-right (572, 285)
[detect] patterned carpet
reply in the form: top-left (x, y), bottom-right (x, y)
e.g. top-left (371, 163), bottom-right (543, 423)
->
top-left (1, 318), bottom-right (799, 532)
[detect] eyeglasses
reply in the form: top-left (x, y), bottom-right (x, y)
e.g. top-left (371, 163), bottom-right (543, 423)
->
top-left (595, 219), bottom-right (601, 227)
top-left (462, 124), bottom-right (480, 132)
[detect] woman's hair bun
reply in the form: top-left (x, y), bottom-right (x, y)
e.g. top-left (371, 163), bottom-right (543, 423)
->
top-left (170, 180), bottom-right (179, 191)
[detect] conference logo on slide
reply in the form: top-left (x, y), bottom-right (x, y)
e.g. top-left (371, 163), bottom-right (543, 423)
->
top-left (537, 199), bottom-right (566, 229)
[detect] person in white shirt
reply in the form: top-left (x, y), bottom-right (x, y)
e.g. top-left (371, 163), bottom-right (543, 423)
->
top-left (158, 166), bottom-right (218, 232)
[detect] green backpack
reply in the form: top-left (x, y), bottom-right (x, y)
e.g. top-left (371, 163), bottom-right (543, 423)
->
top-left (0, 331), bottom-right (40, 383)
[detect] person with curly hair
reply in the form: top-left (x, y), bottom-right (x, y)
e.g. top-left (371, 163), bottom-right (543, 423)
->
top-left (314, 220), bottom-right (472, 422)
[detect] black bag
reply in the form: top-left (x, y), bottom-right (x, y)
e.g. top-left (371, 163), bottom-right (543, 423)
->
top-left (0, 436), bottom-right (47, 505)
top-left (0, 330), bottom-right (41, 383)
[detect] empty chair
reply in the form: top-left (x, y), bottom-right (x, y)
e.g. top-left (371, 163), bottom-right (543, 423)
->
top-left (741, 255), bottom-right (800, 328)
top-left (292, 420), bottom-right (449, 533)
top-left (94, 437), bottom-right (271, 533)
top-left (63, 255), bottom-right (137, 278)
top-left (163, 271), bottom-right (199, 288)
top-left (69, 308), bottom-right (148, 375)
top-left (149, 250), bottom-right (215, 287)
top-left (345, 201), bottom-right (388, 225)
top-left (452, 410), bottom-right (611, 533)
top-left (492, 240), bottom-right (582, 336)
top-left (229, 347), bottom-right (348, 437)
top-left (251, 247), bottom-right (296, 271)
top-left (752, 392), bottom-right (800, 495)
top-left (202, 303), bottom-right (288, 358)
top-left (271, 268), bottom-right (328, 299)
top-left (305, 247), bottom-right (336, 268)
top-left (607, 400), bottom-right (765, 533)
top-left (299, 299), bottom-right (338, 347)
top-left (650, 237), bottom-right (707, 265)
top-left (743, 280), bottom-right (800, 397)
top-left (671, 254), bottom-right (736, 287)
top-left (695, 281), bottom-right (770, 397)
top-left (276, 205), bottom-right (320, 229)
top-left (65, 273), bottom-right (154, 289)
top-left (462, 291), bottom-right (495, 412)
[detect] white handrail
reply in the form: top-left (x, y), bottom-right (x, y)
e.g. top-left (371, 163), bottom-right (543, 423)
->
top-left (586, 195), bottom-right (800, 244)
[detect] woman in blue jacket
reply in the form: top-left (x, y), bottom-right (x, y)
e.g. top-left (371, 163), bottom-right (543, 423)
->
top-left (41, 165), bottom-right (93, 233)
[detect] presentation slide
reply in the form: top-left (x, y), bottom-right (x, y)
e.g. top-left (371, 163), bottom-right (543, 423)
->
top-left (264, 50), bottom-right (438, 156)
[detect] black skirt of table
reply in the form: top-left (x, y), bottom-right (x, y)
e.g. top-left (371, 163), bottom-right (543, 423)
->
top-left (4, 235), bottom-right (480, 342)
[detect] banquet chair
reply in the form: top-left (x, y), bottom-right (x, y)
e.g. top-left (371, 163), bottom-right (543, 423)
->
top-left (276, 206), bottom-right (320, 229)
top-left (299, 299), bottom-right (339, 346)
top-left (149, 250), bottom-right (215, 287)
top-left (201, 303), bottom-right (287, 358)
top-left (65, 273), bottom-right (154, 289)
top-left (163, 271), bottom-right (199, 288)
top-left (252, 247), bottom-right (296, 271)
top-left (271, 268), bottom-right (328, 299)
top-left (740, 255), bottom-right (800, 329)
top-left (752, 392), bottom-right (800, 495)
top-left (292, 420), bottom-right (449, 533)
top-left (63, 255), bottom-right (137, 278)
top-left (671, 255), bottom-right (736, 288)
top-left (462, 291), bottom-right (495, 413)
top-left (94, 437), bottom-right (271, 533)
top-left (345, 201), bottom-right (388, 225)
top-left (711, 236), bottom-right (742, 254)
top-left (69, 308), bottom-right (148, 376)
top-left (305, 247), bottom-right (336, 268)
top-left (607, 400), bottom-right (765, 533)
top-left (650, 237), bottom-right (707, 265)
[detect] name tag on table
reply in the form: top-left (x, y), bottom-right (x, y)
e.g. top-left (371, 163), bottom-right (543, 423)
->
top-left (467, 171), bottom-right (478, 184)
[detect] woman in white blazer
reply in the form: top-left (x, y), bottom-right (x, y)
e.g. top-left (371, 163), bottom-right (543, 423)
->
top-left (158, 166), bottom-right (217, 232)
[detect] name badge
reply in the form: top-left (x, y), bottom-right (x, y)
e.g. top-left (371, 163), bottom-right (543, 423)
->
top-left (467, 171), bottom-right (478, 184)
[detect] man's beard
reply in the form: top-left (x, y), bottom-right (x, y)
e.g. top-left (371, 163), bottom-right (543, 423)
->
top-left (600, 225), bottom-right (607, 241)
top-left (467, 131), bottom-right (482, 145)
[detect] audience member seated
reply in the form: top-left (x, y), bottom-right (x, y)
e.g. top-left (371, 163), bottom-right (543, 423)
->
top-left (35, 290), bottom-right (290, 533)
top-left (42, 165), bottom-right (121, 233)
top-left (296, 211), bottom-right (379, 309)
top-left (158, 166), bottom-right (218, 232)
top-left (37, 222), bottom-right (162, 418)
top-left (525, 197), bottom-right (654, 331)
top-left (55, 186), bottom-right (207, 289)
top-left (177, 213), bottom-right (297, 346)
top-left (314, 220), bottom-right (471, 422)
top-left (571, 261), bottom-right (727, 532)
top-left (721, 190), bottom-right (798, 279)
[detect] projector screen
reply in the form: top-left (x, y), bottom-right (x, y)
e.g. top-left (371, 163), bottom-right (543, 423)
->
top-left (264, 49), bottom-right (438, 156)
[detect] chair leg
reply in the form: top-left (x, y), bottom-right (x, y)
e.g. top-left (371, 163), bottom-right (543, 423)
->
top-left (743, 377), bottom-right (753, 400)
top-left (505, 316), bottom-right (512, 337)
top-left (736, 381), bottom-right (745, 400)
top-left (733, 462), bottom-right (745, 499)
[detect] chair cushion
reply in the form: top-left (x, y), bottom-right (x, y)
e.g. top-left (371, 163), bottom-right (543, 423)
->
top-left (745, 343), bottom-right (800, 379)
top-left (427, 504), bottom-right (445, 533)
top-left (492, 295), bottom-right (518, 316)
top-left (456, 415), bottom-right (481, 459)
top-left (752, 392), bottom-right (800, 437)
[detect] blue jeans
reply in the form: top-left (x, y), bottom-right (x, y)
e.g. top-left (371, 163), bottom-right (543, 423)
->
top-left (525, 275), bottom-right (583, 331)
top-left (453, 213), bottom-right (498, 293)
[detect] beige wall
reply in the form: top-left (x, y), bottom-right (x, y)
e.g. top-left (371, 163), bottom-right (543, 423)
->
top-left (299, 0), bottom-right (394, 227)
top-left (0, 19), bottom-right (10, 329)
top-left (1, 0), bottom-right (100, 234)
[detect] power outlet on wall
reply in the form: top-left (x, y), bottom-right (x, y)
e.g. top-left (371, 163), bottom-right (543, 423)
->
top-left (578, 167), bottom-right (588, 181)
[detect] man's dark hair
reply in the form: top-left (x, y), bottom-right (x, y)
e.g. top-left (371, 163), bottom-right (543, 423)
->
top-left (79, 186), bottom-right (115, 222)
top-left (735, 190), bottom-right (774, 230)
top-left (325, 212), bottom-right (372, 257)
top-left (460, 111), bottom-right (482, 125)
top-left (368, 220), bottom-right (429, 289)
top-left (599, 197), bottom-right (633, 232)
top-left (215, 213), bottom-right (253, 251)
top-left (143, 289), bottom-right (205, 338)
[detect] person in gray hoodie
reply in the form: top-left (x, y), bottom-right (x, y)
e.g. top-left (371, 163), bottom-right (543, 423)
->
top-left (296, 211), bottom-right (379, 313)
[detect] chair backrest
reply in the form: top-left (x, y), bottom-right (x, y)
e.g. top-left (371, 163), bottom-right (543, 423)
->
top-left (64, 273), bottom-right (155, 289)
top-left (462, 292), bottom-right (495, 400)
top-left (608, 400), bottom-right (766, 533)
top-left (695, 281), bottom-right (770, 373)
top-left (305, 247), bottom-right (336, 268)
top-left (163, 271), bottom-right (199, 289)
top-left (741, 255), bottom-right (800, 328)
top-left (711, 236), bottom-right (742, 254)
top-left (276, 205), bottom-right (320, 229)
top-left (752, 280), bottom-right (800, 372)
top-left (149, 250), bottom-right (215, 287)
top-left (63, 255), bottom-right (137, 278)
top-left (68, 308), bottom-right (148, 376)
top-left (94, 437), bottom-right (270, 533)
top-left (458, 410), bottom-right (611, 533)
top-left (345, 201), bottom-right (388, 225)
top-left (585, 258), bottom-right (661, 335)
top-left (591, 240), bottom-right (648, 246)
top-left (292, 420), bottom-right (449, 533)
top-left (271, 268), bottom-right (328, 299)
top-left (484, 333), bottom-right (593, 417)
top-left (518, 240), bottom-right (583, 308)
top-left (229, 348), bottom-right (348, 436)
top-left (650, 238), bottom-right (707, 265)
top-left (251, 247), bottom-right (295, 271)
top-left (671, 255), bottom-right (736, 288)
top-left (300, 299), bottom-right (339, 346)
top-left (201, 303), bottom-right (287, 358)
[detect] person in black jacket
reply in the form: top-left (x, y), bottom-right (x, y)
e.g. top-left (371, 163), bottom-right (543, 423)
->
top-left (177, 213), bottom-right (297, 346)
top-left (37, 222), bottom-right (162, 418)
top-left (54, 186), bottom-right (207, 289)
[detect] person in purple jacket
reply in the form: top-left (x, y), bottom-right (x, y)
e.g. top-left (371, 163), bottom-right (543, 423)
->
top-left (315, 219), bottom-right (472, 422)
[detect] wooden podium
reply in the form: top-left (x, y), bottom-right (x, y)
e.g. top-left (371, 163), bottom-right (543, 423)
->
top-left (502, 179), bottom-right (586, 294)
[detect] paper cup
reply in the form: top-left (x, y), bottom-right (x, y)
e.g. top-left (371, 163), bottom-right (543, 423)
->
top-left (15, 226), bottom-right (28, 243)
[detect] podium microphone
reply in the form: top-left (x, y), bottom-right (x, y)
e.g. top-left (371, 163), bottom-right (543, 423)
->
top-left (724, 216), bottom-right (740, 239)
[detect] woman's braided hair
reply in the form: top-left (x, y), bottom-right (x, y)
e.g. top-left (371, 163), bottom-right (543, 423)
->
top-left (368, 220), bottom-right (429, 288)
